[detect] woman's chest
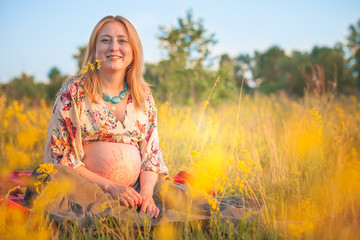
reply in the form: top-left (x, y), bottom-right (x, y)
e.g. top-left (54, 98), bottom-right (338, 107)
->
top-left (103, 99), bottom-right (127, 123)
top-left (79, 98), bottom-right (149, 142)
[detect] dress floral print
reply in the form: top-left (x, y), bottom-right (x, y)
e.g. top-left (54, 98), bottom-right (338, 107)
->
top-left (44, 77), bottom-right (168, 175)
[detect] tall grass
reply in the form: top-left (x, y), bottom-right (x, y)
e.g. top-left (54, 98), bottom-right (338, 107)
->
top-left (0, 92), bottom-right (359, 239)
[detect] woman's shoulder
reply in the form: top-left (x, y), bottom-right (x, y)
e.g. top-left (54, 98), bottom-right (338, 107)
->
top-left (144, 87), bottom-right (156, 107)
top-left (54, 76), bottom-right (86, 111)
top-left (57, 76), bottom-right (85, 100)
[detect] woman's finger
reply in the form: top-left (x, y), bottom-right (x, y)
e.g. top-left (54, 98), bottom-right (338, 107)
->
top-left (151, 207), bottom-right (159, 218)
top-left (130, 189), bottom-right (142, 204)
top-left (150, 208), bottom-right (156, 218)
top-left (154, 207), bottom-right (160, 218)
top-left (129, 192), bottom-right (141, 206)
top-left (130, 195), bottom-right (139, 206)
top-left (119, 196), bottom-right (129, 207)
top-left (139, 201), bottom-right (148, 214)
top-left (124, 196), bottom-right (135, 208)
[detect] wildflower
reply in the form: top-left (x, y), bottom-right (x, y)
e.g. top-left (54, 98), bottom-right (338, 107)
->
top-left (89, 62), bottom-right (95, 71)
top-left (95, 59), bottom-right (102, 69)
top-left (309, 107), bottom-right (323, 126)
top-left (100, 216), bottom-right (109, 223)
top-left (207, 196), bottom-right (218, 210)
top-left (216, 183), bottom-right (224, 193)
top-left (36, 163), bottom-right (57, 181)
top-left (238, 161), bottom-right (250, 174)
top-left (191, 149), bottom-right (200, 159)
top-left (81, 59), bottom-right (106, 74)
top-left (81, 65), bottom-right (89, 74)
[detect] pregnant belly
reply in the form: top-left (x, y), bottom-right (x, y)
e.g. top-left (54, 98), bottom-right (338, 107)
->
top-left (83, 142), bottom-right (141, 186)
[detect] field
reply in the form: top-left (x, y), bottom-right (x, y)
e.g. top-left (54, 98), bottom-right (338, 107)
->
top-left (0, 92), bottom-right (359, 239)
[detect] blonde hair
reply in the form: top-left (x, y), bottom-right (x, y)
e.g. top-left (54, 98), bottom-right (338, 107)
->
top-left (82, 15), bottom-right (149, 109)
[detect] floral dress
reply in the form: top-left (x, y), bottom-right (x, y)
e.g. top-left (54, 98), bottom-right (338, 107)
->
top-left (44, 77), bottom-right (168, 175)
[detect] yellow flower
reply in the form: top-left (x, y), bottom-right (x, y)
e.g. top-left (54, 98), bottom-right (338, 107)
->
top-left (89, 62), bottom-right (95, 71)
top-left (81, 59), bottom-right (105, 74)
top-left (36, 163), bottom-right (57, 181)
top-left (95, 59), bottom-right (100, 68)
top-left (238, 161), bottom-right (250, 174)
top-left (309, 107), bottom-right (323, 125)
top-left (191, 149), bottom-right (200, 159)
top-left (207, 196), bottom-right (218, 210)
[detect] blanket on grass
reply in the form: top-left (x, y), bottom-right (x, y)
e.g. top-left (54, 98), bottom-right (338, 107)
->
top-left (2, 165), bottom-right (262, 228)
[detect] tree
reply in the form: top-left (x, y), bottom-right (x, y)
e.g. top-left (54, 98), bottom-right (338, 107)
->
top-left (46, 67), bottom-right (67, 100)
top-left (213, 54), bottom-right (238, 101)
top-left (213, 54), bottom-right (252, 102)
top-left (252, 46), bottom-right (287, 94)
top-left (346, 19), bottom-right (360, 90)
top-left (156, 10), bottom-right (217, 103)
top-left (4, 72), bottom-right (46, 103)
top-left (73, 45), bottom-right (88, 73)
top-left (280, 51), bottom-right (309, 95)
top-left (309, 44), bottom-right (350, 93)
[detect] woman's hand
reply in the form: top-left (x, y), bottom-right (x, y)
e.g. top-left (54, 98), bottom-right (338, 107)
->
top-left (139, 189), bottom-right (160, 219)
top-left (107, 183), bottom-right (142, 208)
top-left (75, 165), bottom-right (142, 208)
top-left (138, 171), bottom-right (160, 218)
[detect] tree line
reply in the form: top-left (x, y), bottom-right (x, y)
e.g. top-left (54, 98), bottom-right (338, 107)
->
top-left (1, 11), bottom-right (359, 106)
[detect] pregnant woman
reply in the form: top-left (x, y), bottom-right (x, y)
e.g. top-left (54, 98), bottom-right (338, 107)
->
top-left (26, 15), bottom-right (259, 228)
top-left (43, 15), bottom-right (168, 219)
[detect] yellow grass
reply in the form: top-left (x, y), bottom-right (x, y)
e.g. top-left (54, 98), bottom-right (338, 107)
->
top-left (0, 92), bottom-right (359, 239)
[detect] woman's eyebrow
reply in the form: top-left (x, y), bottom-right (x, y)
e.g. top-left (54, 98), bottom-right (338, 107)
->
top-left (99, 34), bottom-right (127, 38)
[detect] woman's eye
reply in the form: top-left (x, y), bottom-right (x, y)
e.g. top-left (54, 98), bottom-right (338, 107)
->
top-left (118, 39), bottom-right (127, 43)
top-left (101, 39), bottom-right (110, 42)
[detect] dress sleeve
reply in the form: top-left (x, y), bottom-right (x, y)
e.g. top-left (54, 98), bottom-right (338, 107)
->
top-left (139, 92), bottom-right (169, 176)
top-left (43, 80), bottom-right (85, 169)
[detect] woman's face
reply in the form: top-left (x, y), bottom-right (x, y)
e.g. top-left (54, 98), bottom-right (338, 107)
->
top-left (95, 21), bottom-right (133, 74)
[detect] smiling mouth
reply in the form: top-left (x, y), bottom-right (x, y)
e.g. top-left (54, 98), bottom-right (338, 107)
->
top-left (107, 56), bottom-right (122, 60)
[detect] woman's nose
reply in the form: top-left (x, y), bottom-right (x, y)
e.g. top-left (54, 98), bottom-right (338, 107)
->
top-left (110, 41), bottom-right (119, 51)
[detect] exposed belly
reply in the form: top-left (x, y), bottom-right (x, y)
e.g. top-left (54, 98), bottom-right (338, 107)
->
top-left (83, 142), bottom-right (141, 186)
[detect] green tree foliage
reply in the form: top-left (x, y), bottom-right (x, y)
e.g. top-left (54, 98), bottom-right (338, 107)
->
top-left (4, 73), bottom-right (47, 104)
top-left (213, 54), bottom-right (252, 102)
top-left (46, 67), bottom-right (67, 100)
top-left (278, 51), bottom-right (309, 95)
top-left (251, 44), bottom-right (350, 96)
top-left (73, 45), bottom-right (88, 73)
top-left (234, 54), bottom-right (252, 89)
top-left (346, 19), bottom-right (360, 89)
top-left (149, 10), bottom-right (217, 104)
top-left (309, 44), bottom-right (350, 92)
top-left (1, 68), bottom-right (68, 105)
top-left (215, 54), bottom-right (238, 99)
top-left (253, 46), bottom-right (287, 94)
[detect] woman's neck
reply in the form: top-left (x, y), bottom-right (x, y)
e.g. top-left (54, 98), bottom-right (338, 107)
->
top-left (99, 70), bottom-right (126, 95)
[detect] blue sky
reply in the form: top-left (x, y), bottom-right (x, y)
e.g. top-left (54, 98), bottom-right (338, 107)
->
top-left (0, 0), bottom-right (359, 83)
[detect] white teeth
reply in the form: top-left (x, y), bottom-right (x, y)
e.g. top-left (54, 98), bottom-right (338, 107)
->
top-left (107, 56), bottom-right (121, 59)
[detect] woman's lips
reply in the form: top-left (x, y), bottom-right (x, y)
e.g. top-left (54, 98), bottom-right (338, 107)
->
top-left (107, 55), bottom-right (122, 60)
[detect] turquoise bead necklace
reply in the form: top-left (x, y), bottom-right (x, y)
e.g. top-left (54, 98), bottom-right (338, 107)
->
top-left (102, 78), bottom-right (129, 111)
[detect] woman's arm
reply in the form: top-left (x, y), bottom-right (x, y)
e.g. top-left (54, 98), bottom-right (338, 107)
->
top-left (75, 165), bottom-right (142, 208)
top-left (139, 170), bottom-right (159, 218)
top-left (137, 91), bottom-right (168, 219)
